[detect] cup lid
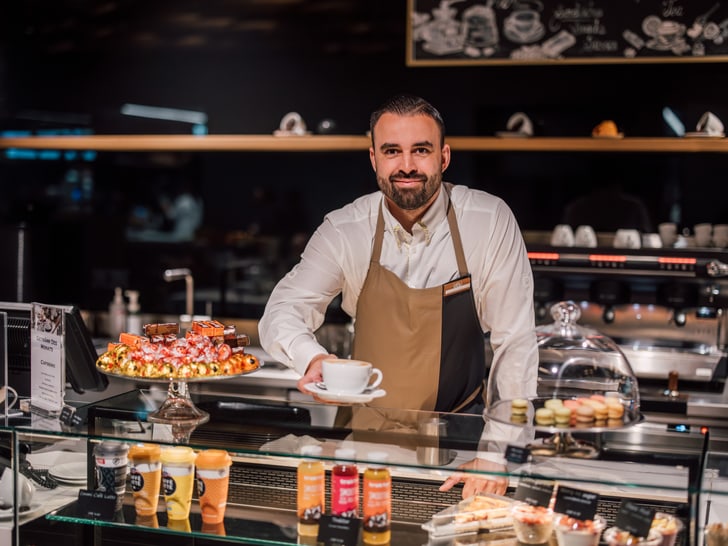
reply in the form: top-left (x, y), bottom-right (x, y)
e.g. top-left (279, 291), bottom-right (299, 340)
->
top-left (195, 449), bottom-right (232, 469)
top-left (160, 446), bottom-right (197, 464)
top-left (94, 440), bottom-right (130, 457)
top-left (128, 443), bottom-right (161, 461)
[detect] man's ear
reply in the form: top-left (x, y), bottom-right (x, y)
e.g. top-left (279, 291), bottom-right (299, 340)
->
top-left (441, 144), bottom-right (451, 172)
top-left (369, 147), bottom-right (377, 171)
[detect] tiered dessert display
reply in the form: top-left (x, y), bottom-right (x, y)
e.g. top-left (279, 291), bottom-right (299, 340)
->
top-left (486, 301), bottom-right (641, 458)
top-left (97, 320), bottom-right (259, 440)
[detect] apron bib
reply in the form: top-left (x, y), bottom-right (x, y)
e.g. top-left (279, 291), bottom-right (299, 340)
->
top-left (339, 185), bottom-right (487, 432)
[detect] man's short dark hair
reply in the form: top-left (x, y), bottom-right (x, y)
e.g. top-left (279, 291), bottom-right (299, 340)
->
top-left (369, 94), bottom-right (446, 147)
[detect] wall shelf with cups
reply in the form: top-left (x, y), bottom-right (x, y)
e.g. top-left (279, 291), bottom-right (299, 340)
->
top-left (2, 134), bottom-right (728, 152)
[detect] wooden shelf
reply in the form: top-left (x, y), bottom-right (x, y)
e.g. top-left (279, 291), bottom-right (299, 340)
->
top-left (1, 134), bottom-right (728, 152)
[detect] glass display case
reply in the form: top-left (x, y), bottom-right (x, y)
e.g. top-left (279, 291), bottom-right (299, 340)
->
top-left (0, 386), bottom-right (723, 546)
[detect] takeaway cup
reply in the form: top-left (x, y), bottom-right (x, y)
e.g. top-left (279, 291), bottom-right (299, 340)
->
top-left (196, 449), bottom-right (233, 524)
top-left (161, 446), bottom-right (197, 520)
top-left (128, 443), bottom-right (162, 516)
top-left (94, 441), bottom-right (130, 511)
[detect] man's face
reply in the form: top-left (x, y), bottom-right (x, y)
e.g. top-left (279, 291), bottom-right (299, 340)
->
top-left (370, 113), bottom-right (450, 212)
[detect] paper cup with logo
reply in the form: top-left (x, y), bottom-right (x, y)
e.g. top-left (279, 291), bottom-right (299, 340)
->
top-left (196, 449), bottom-right (233, 524)
top-left (161, 446), bottom-right (197, 520)
top-left (128, 443), bottom-right (162, 516)
top-left (94, 440), bottom-right (130, 511)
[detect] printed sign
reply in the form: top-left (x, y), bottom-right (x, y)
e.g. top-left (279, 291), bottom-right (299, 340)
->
top-left (30, 303), bottom-right (66, 415)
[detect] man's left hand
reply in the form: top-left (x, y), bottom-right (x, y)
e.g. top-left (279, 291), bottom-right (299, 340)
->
top-left (438, 457), bottom-right (508, 498)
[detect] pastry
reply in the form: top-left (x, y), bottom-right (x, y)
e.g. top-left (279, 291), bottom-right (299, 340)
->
top-left (512, 503), bottom-right (554, 544)
top-left (554, 406), bottom-right (572, 425)
top-left (575, 405), bottom-right (595, 424)
top-left (544, 398), bottom-right (564, 411)
top-left (651, 512), bottom-right (683, 546)
top-left (511, 398), bottom-right (529, 415)
top-left (554, 514), bottom-right (607, 546)
top-left (535, 407), bottom-right (555, 426)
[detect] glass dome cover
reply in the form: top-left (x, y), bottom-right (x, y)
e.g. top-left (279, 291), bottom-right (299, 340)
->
top-left (485, 301), bottom-right (640, 432)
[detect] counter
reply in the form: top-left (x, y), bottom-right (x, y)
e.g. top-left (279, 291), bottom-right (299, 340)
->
top-left (3, 387), bottom-right (722, 546)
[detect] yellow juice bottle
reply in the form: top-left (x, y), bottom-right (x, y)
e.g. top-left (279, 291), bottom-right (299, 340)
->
top-left (362, 451), bottom-right (391, 545)
top-left (297, 445), bottom-right (325, 537)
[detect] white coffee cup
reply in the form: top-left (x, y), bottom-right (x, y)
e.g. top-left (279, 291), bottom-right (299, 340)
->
top-left (658, 222), bottom-right (678, 247)
top-left (713, 224), bottom-right (728, 248)
top-left (0, 468), bottom-right (35, 508)
top-left (0, 386), bottom-right (18, 412)
top-left (694, 223), bottom-right (713, 247)
top-left (697, 111), bottom-right (725, 136)
top-left (642, 233), bottom-right (663, 248)
top-left (550, 224), bottom-right (575, 247)
top-left (614, 229), bottom-right (641, 249)
top-left (574, 225), bottom-right (597, 247)
top-left (321, 359), bottom-right (383, 394)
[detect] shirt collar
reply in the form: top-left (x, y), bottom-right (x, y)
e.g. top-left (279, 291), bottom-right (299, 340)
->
top-left (382, 185), bottom-right (449, 249)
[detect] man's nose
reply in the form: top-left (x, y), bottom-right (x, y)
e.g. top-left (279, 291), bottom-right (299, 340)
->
top-left (400, 152), bottom-right (416, 171)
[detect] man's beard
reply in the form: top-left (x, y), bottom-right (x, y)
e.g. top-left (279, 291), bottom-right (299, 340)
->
top-left (378, 171), bottom-right (441, 210)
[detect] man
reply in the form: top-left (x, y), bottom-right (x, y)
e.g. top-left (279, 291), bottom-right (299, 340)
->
top-left (259, 94), bottom-right (538, 496)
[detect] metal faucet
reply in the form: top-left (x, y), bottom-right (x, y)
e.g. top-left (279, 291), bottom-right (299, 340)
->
top-left (163, 268), bottom-right (194, 317)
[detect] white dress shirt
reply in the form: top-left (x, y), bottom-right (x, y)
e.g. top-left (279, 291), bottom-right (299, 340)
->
top-left (259, 184), bottom-right (539, 403)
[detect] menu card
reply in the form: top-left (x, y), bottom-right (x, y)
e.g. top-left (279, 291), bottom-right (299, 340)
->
top-left (30, 303), bottom-right (65, 415)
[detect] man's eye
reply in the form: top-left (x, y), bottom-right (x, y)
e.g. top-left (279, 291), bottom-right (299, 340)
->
top-left (383, 149), bottom-right (400, 156)
top-left (414, 147), bottom-right (431, 155)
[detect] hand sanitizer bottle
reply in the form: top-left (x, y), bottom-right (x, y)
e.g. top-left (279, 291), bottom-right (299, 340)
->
top-left (108, 287), bottom-right (126, 339)
top-left (125, 290), bottom-right (142, 335)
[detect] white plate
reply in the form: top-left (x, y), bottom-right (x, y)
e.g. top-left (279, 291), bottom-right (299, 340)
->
top-left (304, 383), bottom-right (386, 403)
top-left (0, 502), bottom-right (44, 521)
top-left (49, 461), bottom-right (87, 482)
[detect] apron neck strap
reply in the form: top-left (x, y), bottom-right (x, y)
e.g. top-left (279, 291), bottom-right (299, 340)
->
top-left (372, 184), bottom-right (469, 276)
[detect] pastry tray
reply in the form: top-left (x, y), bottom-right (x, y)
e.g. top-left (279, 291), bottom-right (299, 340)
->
top-left (421, 493), bottom-right (514, 538)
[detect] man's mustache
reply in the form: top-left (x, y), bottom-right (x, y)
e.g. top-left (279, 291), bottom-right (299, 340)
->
top-left (390, 171), bottom-right (427, 182)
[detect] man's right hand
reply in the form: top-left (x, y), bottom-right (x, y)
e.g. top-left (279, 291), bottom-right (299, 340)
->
top-left (297, 353), bottom-right (336, 396)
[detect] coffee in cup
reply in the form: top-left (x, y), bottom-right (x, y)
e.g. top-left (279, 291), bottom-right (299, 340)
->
top-left (128, 443), bottom-right (162, 516)
top-left (322, 359), bottom-right (383, 394)
top-left (196, 449), bottom-right (232, 524)
top-left (161, 446), bottom-right (197, 520)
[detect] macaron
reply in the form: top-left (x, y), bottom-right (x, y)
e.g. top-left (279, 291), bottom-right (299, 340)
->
top-left (607, 401), bottom-right (625, 419)
top-left (582, 399), bottom-right (608, 420)
top-left (511, 398), bottom-right (528, 416)
top-left (544, 398), bottom-right (564, 411)
top-left (575, 404), bottom-right (595, 424)
top-left (563, 399), bottom-right (581, 410)
top-left (535, 407), bottom-right (555, 426)
top-left (554, 406), bottom-right (572, 425)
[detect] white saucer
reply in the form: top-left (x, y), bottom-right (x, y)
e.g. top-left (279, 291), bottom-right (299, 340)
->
top-left (304, 383), bottom-right (386, 403)
top-left (50, 461), bottom-right (87, 482)
top-left (0, 502), bottom-right (44, 521)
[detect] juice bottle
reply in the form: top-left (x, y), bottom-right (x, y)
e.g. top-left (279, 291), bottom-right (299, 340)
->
top-left (331, 447), bottom-right (358, 518)
top-left (297, 445), bottom-right (325, 537)
top-left (362, 451), bottom-right (391, 544)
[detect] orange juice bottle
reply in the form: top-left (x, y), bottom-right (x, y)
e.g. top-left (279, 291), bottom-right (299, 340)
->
top-left (297, 445), bottom-right (325, 537)
top-left (362, 452), bottom-right (391, 544)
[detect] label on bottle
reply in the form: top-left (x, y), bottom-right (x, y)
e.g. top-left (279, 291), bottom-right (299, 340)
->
top-left (331, 471), bottom-right (359, 517)
top-left (297, 463), bottom-right (325, 524)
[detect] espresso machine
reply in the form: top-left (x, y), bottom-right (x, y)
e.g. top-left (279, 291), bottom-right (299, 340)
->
top-left (524, 231), bottom-right (728, 427)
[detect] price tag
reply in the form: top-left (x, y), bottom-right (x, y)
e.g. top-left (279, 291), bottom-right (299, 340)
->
top-left (317, 514), bottom-right (361, 545)
top-left (614, 501), bottom-right (655, 538)
top-left (514, 478), bottom-right (555, 507)
top-left (77, 489), bottom-right (117, 520)
top-left (553, 485), bottom-right (599, 520)
top-left (505, 444), bottom-right (530, 464)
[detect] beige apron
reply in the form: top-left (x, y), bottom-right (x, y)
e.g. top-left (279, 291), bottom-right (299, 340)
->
top-left (339, 185), bottom-right (487, 433)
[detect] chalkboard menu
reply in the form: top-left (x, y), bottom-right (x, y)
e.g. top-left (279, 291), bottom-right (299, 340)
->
top-left (407, 0), bottom-right (728, 65)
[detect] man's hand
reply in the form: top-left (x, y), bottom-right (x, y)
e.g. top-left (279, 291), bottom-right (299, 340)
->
top-left (297, 353), bottom-right (336, 396)
top-left (439, 457), bottom-right (508, 498)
